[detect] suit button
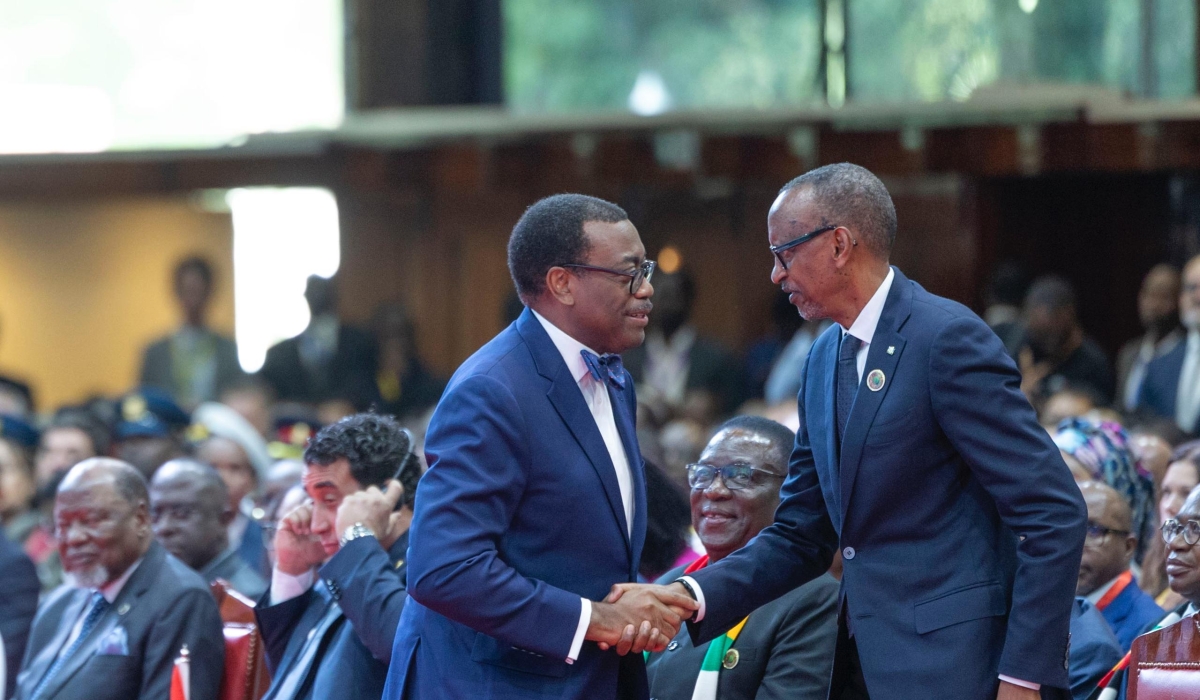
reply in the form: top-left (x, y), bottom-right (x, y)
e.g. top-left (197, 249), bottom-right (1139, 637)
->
top-left (843, 547), bottom-right (856, 560)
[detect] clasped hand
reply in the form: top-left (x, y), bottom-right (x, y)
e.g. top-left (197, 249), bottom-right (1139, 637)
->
top-left (585, 582), bottom-right (697, 655)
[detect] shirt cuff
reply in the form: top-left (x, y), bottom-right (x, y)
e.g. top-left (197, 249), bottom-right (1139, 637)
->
top-left (270, 567), bottom-right (314, 606)
top-left (998, 675), bottom-right (1040, 691)
top-left (566, 598), bottom-right (590, 664)
top-left (680, 576), bottom-right (706, 622)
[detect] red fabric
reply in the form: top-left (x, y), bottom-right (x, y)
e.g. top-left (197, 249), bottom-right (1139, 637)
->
top-left (683, 555), bottom-right (709, 575)
top-left (1096, 570), bottom-right (1134, 612)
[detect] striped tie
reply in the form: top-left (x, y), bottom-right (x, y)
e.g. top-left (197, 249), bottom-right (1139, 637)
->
top-left (32, 592), bottom-right (109, 699)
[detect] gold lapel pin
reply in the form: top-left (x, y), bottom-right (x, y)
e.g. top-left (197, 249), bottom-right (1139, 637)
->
top-left (722, 649), bottom-right (739, 669)
top-left (867, 369), bottom-right (886, 392)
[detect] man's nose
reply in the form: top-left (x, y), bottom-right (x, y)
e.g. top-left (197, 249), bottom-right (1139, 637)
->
top-left (770, 260), bottom-right (786, 285)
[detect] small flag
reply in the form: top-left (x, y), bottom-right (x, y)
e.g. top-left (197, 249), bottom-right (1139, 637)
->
top-left (170, 644), bottom-right (190, 700)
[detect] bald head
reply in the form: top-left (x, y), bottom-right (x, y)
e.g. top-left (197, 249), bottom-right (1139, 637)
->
top-left (1077, 480), bottom-right (1137, 596)
top-left (60, 457), bottom-right (149, 507)
top-left (149, 458), bottom-right (233, 571)
top-left (779, 163), bottom-right (897, 259)
top-left (55, 458), bottom-right (151, 588)
top-left (1080, 480), bottom-right (1133, 532)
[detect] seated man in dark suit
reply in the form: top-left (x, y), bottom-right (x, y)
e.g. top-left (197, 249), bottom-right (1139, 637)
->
top-left (1065, 597), bottom-right (1121, 700)
top-left (1076, 481), bottom-right (1163, 651)
top-left (0, 527), bottom-right (38, 698)
top-left (256, 413), bottom-right (418, 700)
top-left (149, 459), bottom-right (268, 599)
top-left (646, 415), bottom-right (838, 700)
top-left (13, 458), bottom-right (223, 700)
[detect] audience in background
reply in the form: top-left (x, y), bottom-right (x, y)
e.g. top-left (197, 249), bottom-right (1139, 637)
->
top-left (1139, 254), bottom-right (1200, 435)
top-left (1163, 487), bottom-right (1200, 619)
top-left (259, 275), bottom-right (379, 410)
top-left (646, 416), bottom-right (837, 700)
top-left (1145, 455), bottom-right (1200, 610)
top-left (1017, 275), bottom-right (1115, 406)
top-left (13, 458), bottom-right (224, 700)
top-left (0, 520), bottom-right (37, 699)
top-left (139, 256), bottom-right (245, 410)
top-left (1117, 264), bottom-right (1182, 412)
top-left (624, 269), bottom-right (744, 420)
top-left (1065, 597), bottom-right (1122, 700)
top-left (112, 389), bottom-right (190, 478)
top-left (1040, 387), bottom-right (1099, 431)
top-left (149, 459), bottom-right (267, 599)
top-left (742, 292), bottom-right (803, 401)
top-left (983, 260), bottom-right (1032, 354)
top-left (371, 302), bottom-right (444, 423)
top-left (1075, 481), bottom-right (1162, 651)
top-left (218, 376), bottom-right (276, 439)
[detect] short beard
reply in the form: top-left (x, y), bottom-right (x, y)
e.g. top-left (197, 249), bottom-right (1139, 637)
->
top-left (65, 566), bottom-right (111, 590)
top-left (1185, 309), bottom-right (1200, 332)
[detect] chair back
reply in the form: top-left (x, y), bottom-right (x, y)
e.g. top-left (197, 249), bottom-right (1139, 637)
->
top-left (1128, 613), bottom-right (1200, 700)
top-left (210, 579), bottom-right (270, 700)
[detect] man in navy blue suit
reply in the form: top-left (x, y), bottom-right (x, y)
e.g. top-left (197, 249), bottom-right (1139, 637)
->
top-left (616, 164), bottom-right (1086, 699)
top-left (384, 194), bottom-right (697, 700)
top-left (1139, 254), bottom-right (1200, 435)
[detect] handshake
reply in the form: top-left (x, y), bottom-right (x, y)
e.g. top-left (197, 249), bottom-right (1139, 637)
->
top-left (585, 582), bottom-right (698, 655)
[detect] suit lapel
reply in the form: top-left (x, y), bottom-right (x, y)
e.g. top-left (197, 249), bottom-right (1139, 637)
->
top-left (839, 270), bottom-right (913, 521)
top-left (517, 310), bottom-right (632, 552)
top-left (812, 331), bottom-right (842, 535)
top-left (24, 592), bottom-right (89, 693)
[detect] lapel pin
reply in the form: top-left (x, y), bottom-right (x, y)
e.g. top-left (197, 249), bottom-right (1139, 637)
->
top-left (722, 649), bottom-right (740, 669)
top-left (117, 603), bottom-right (130, 615)
top-left (887, 346), bottom-right (895, 355)
top-left (867, 369), bottom-right (886, 392)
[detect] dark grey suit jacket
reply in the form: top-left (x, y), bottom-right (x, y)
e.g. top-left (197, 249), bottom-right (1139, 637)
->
top-left (140, 328), bottom-right (244, 404)
top-left (0, 531), bottom-right (38, 699)
top-left (13, 542), bottom-right (225, 700)
top-left (200, 548), bottom-right (268, 601)
top-left (647, 567), bottom-right (838, 700)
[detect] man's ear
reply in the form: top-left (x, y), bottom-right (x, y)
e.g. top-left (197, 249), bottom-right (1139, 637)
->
top-left (831, 226), bottom-right (857, 267)
top-left (545, 267), bottom-right (576, 306)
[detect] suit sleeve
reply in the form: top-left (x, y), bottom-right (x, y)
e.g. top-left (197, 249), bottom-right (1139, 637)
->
top-left (405, 373), bottom-right (585, 659)
top-left (687, 354), bottom-right (838, 644)
top-left (143, 587), bottom-right (225, 700)
top-left (319, 537), bottom-right (407, 663)
top-left (753, 575), bottom-right (839, 700)
top-left (0, 549), bottom-right (38, 699)
top-left (929, 315), bottom-right (1087, 689)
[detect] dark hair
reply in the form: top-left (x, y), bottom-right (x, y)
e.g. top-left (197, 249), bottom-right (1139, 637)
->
top-left (987, 261), bottom-right (1032, 308)
top-left (174, 256), bottom-right (214, 290)
top-left (303, 413), bottom-right (421, 508)
top-left (507, 194), bottom-right (628, 300)
top-left (716, 415), bottom-right (796, 466)
top-left (44, 407), bottom-right (111, 457)
top-left (1025, 275), bottom-right (1077, 312)
top-left (780, 163), bottom-right (897, 258)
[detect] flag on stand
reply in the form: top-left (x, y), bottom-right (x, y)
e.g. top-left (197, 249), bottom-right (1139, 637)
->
top-left (170, 644), bottom-right (190, 700)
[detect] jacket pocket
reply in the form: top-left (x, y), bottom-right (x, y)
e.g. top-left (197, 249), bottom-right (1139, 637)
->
top-left (913, 580), bottom-right (1006, 634)
top-left (470, 632), bottom-right (570, 678)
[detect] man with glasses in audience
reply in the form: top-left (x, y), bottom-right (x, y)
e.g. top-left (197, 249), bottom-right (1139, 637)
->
top-left (646, 415), bottom-right (837, 700)
top-left (1162, 489), bottom-right (1200, 618)
top-left (1075, 481), bottom-right (1162, 652)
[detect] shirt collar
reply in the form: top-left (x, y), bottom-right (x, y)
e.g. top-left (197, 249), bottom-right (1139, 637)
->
top-left (1084, 572), bottom-right (1125, 606)
top-left (841, 267), bottom-right (896, 346)
top-left (531, 310), bottom-right (599, 386)
top-left (98, 556), bottom-right (143, 603)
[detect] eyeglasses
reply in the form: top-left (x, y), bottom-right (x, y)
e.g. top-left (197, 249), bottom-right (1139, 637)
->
top-left (770, 225), bottom-right (838, 270)
top-left (685, 462), bottom-right (785, 491)
top-left (560, 260), bottom-right (656, 295)
top-left (1162, 518), bottom-right (1200, 546)
top-left (1084, 522), bottom-right (1129, 547)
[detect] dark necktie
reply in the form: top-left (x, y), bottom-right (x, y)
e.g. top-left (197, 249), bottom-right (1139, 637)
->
top-left (581, 349), bottom-right (626, 389)
top-left (836, 333), bottom-right (862, 444)
top-left (32, 592), bottom-right (109, 699)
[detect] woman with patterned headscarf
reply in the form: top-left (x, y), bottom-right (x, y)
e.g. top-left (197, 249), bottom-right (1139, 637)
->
top-left (1053, 417), bottom-right (1156, 564)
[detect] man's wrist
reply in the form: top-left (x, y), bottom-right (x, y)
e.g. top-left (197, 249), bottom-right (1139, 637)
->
top-left (673, 578), bottom-right (699, 622)
top-left (339, 522), bottom-right (376, 548)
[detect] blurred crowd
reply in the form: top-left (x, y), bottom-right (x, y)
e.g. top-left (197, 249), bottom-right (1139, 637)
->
top-left (3, 247), bottom-right (1200, 699)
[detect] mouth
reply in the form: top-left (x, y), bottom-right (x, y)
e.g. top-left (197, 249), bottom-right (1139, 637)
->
top-left (63, 551), bottom-right (100, 570)
top-left (700, 510), bottom-right (737, 525)
top-left (322, 541), bottom-right (340, 556)
top-left (627, 307), bottom-right (651, 326)
top-left (1167, 558), bottom-right (1192, 577)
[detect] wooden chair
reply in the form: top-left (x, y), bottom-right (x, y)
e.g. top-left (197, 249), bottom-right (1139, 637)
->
top-left (1127, 612), bottom-right (1200, 699)
top-left (210, 580), bottom-right (271, 700)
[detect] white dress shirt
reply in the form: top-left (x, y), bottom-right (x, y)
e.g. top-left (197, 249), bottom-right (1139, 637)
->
top-left (533, 310), bottom-right (636, 664)
top-left (1176, 330), bottom-right (1200, 432)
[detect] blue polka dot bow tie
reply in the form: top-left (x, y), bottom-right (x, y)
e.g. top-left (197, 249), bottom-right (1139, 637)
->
top-left (581, 349), bottom-right (626, 389)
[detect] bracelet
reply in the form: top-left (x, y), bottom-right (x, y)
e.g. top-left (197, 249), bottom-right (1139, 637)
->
top-left (339, 522), bottom-right (376, 548)
top-left (673, 578), bottom-right (699, 622)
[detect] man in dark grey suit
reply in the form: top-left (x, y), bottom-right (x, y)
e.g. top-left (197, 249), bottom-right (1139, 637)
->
top-left (13, 458), bottom-right (224, 700)
top-left (0, 528), bottom-right (38, 699)
top-left (140, 256), bottom-right (244, 408)
top-left (149, 459), bottom-right (267, 599)
top-left (646, 416), bottom-right (837, 700)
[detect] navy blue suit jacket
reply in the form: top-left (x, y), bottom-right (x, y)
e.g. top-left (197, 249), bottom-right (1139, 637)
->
top-left (256, 533), bottom-right (408, 700)
top-left (384, 308), bottom-right (648, 700)
top-left (687, 269), bottom-right (1087, 700)
top-left (1098, 578), bottom-right (1162, 653)
top-left (1068, 598), bottom-right (1121, 700)
top-left (0, 531), bottom-right (38, 699)
top-left (1137, 340), bottom-right (1186, 425)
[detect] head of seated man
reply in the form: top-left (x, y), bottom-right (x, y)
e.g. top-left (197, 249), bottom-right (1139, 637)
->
top-left (279, 413), bottom-right (420, 574)
top-left (54, 457), bottom-right (153, 590)
top-left (1164, 485), bottom-right (1200, 610)
top-left (1077, 481), bottom-right (1137, 598)
top-left (149, 459), bottom-right (233, 571)
top-left (687, 415), bottom-right (792, 563)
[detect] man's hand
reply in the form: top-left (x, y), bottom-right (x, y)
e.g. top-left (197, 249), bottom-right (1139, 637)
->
top-left (274, 501), bottom-right (327, 575)
top-left (586, 583), bottom-right (698, 655)
top-left (1017, 347), bottom-right (1053, 401)
top-left (335, 479), bottom-right (408, 548)
top-left (996, 680), bottom-right (1040, 700)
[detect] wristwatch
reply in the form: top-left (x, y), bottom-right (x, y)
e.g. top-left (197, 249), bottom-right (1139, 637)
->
top-left (339, 522), bottom-right (376, 547)
top-left (674, 578), bottom-right (699, 622)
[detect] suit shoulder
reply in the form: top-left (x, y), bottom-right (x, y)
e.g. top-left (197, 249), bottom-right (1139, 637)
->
top-left (909, 286), bottom-right (986, 330)
top-left (161, 553), bottom-right (220, 596)
top-left (445, 326), bottom-right (529, 390)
